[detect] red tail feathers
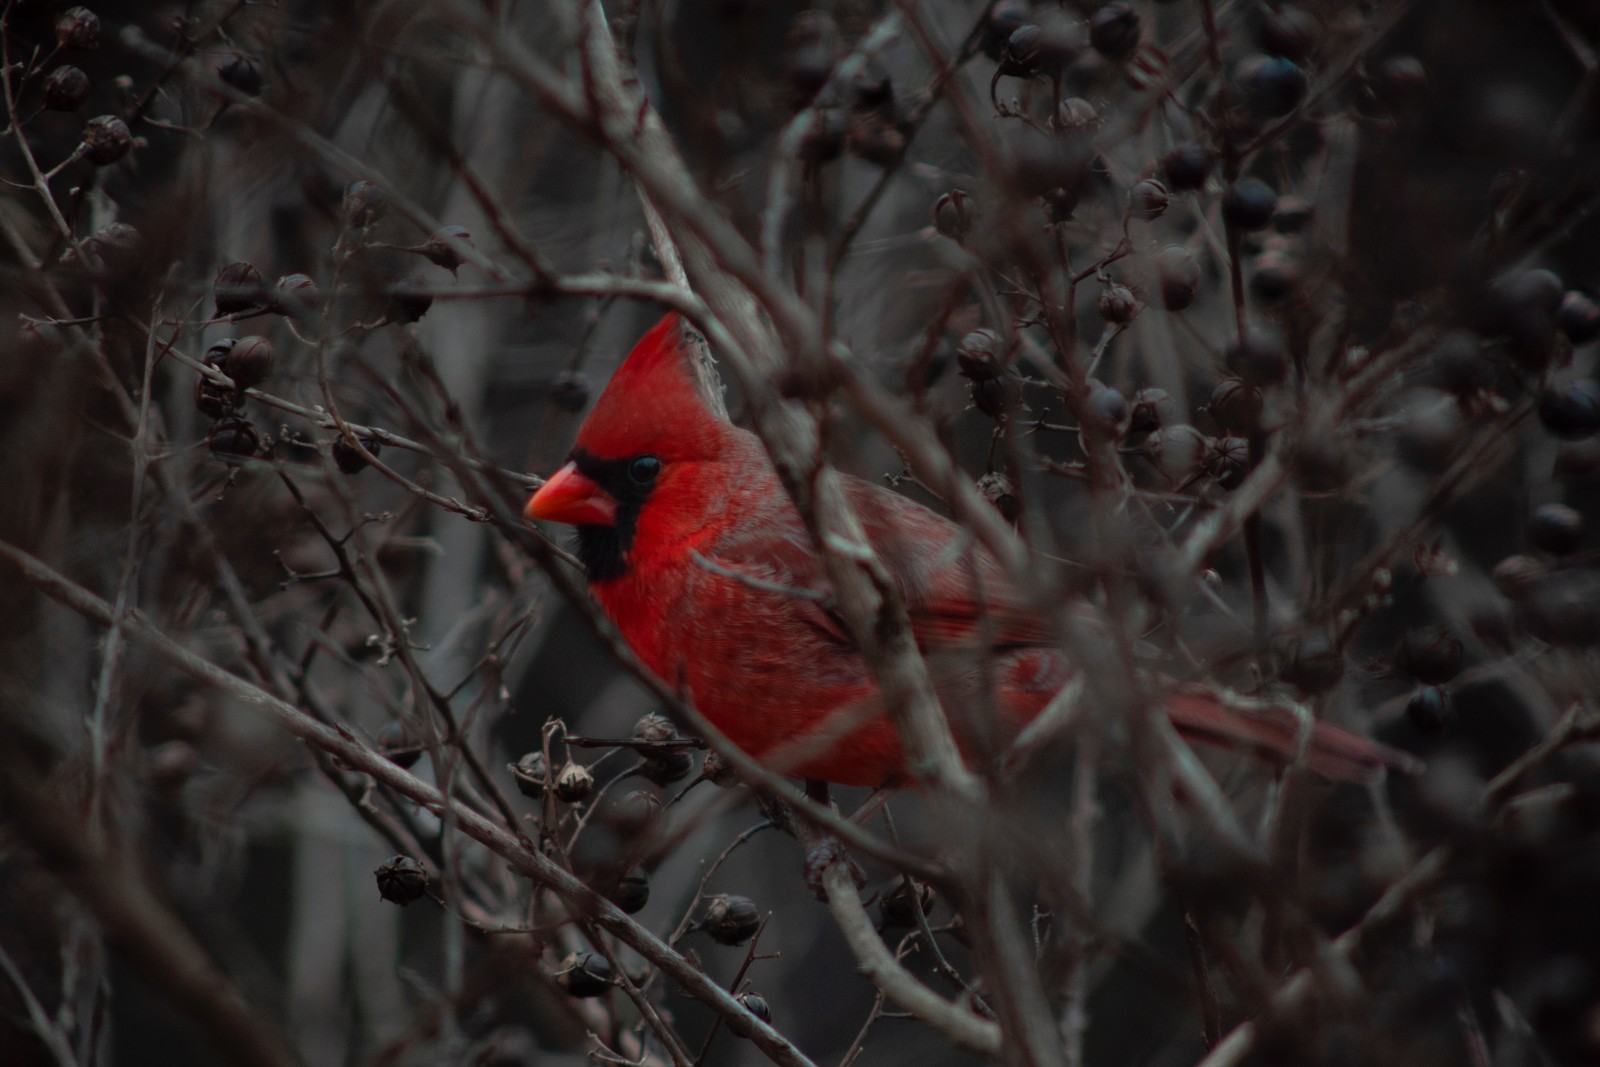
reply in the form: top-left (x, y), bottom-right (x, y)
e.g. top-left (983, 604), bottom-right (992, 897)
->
top-left (1165, 692), bottom-right (1421, 781)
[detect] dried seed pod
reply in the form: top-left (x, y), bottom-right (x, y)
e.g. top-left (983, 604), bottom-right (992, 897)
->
top-left (1129, 178), bottom-right (1169, 221)
top-left (976, 471), bottom-right (1020, 523)
top-left (702, 894), bottom-right (762, 945)
top-left (1147, 424), bottom-right (1209, 484)
top-left (1089, 3), bottom-right (1141, 60)
top-left (555, 760), bottom-right (595, 804)
top-left (1406, 686), bottom-right (1452, 734)
top-left (81, 115), bottom-right (132, 165)
top-left (332, 433), bottom-right (380, 475)
top-left (549, 370), bottom-right (591, 413)
top-left (374, 855), bottom-right (428, 905)
top-left (736, 992), bottom-right (772, 1026)
top-left (1129, 387), bottom-right (1175, 434)
top-left (879, 878), bottom-right (936, 928)
top-left (387, 278), bottom-right (432, 324)
top-left (1396, 626), bottom-right (1464, 685)
top-left (607, 867), bottom-right (651, 914)
top-left (422, 225), bottom-right (473, 271)
top-left (344, 180), bottom-right (385, 227)
top-left (933, 189), bottom-right (976, 242)
top-left (1156, 245), bottom-right (1200, 310)
top-left (614, 789), bottom-right (662, 834)
top-left (1527, 503), bottom-right (1583, 555)
top-left (1208, 378), bottom-right (1263, 433)
top-left (56, 7), bottom-right (100, 50)
top-left (1555, 439), bottom-right (1600, 478)
top-left (1161, 142), bottom-right (1214, 191)
top-left (208, 417), bottom-right (259, 461)
top-left (633, 711), bottom-right (676, 744)
top-left (193, 375), bottom-right (238, 420)
top-left (1222, 178), bottom-right (1278, 230)
top-left (1056, 96), bottom-right (1100, 134)
top-left (43, 66), bottom-right (90, 111)
top-left (203, 338), bottom-right (236, 369)
top-left (1277, 634), bottom-right (1343, 694)
top-left (558, 952), bottom-right (613, 997)
top-left (1208, 435), bottom-right (1249, 489)
top-left (957, 329), bottom-right (1004, 382)
top-left (509, 751), bottom-right (549, 798)
top-left (218, 54), bottom-right (265, 96)
top-left (1272, 195), bottom-right (1315, 233)
top-left (377, 720), bottom-right (423, 769)
top-left (223, 335), bottom-right (273, 389)
top-left (1098, 284), bottom-right (1139, 324)
top-left (1514, 571), bottom-right (1600, 647)
top-left (214, 262), bottom-right (265, 315)
top-left (274, 273), bottom-right (320, 316)
top-left (632, 711), bottom-right (693, 784)
top-left (701, 749), bottom-right (739, 786)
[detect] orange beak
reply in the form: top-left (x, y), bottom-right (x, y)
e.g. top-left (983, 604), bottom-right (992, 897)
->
top-left (525, 462), bottom-right (617, 526)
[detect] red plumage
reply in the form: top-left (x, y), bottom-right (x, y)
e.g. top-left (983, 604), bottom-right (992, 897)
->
top-left (527, 315), bottom-right (1410, 787)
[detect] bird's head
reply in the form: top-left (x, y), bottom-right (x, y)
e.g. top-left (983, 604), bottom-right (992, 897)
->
top-left (525, 314), bottom-right (735, 580)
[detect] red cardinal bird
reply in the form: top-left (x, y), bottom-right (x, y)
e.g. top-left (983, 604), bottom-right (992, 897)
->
top-left (526, 315), bottom-right (1408, 787)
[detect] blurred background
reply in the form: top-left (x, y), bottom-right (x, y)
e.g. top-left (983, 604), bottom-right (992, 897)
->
top-left (2, 1), bottom-right (1600, 1065)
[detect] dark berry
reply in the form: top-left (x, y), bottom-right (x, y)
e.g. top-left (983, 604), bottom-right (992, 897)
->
top-left (1208, 435), bottom-right (1250, 489)
top-left (1260, 6), bottom-right (1318, 61)
top-left (1209, 378), bottom-right (1263, 433)
top-left (343, 180), bottom-right (385, 227)
top-left (1372, 55), bottom-right (1429, 109)
top-left (1090, 4), bottom-right (1141, 60)
top-left (1129, 387), bottom-right (1174, 434)
top-left (1406, 687), bottom-right (1452, 734)
top-left (1537, 380), bottom-right (1600, 439)
top-left (378, 720), bottom-right (423, 769)
top-left (223, 335), bottom-right (273, 388)
top-left (1222, 178), bottom-right (1278, 230)
top-left (549, 370), bottom-right (591, 413)
top-left (1527, 503), bottom-right (1583, 555)
top-left (422, 225), bottom-right (473, 271)
top-left (1042, 185), bottom-right (1079, 224)
top-left (1396, 626), bottom-right (1463, 685)
top-left (193, 376), bottom-right (238, 420)
top-left (1558, 291), bottom-right (1600, 344)
top-left (1161, 142), bottom-right (1214, 191)
top-left (208, 417), bottom-right (259, 461)
top-left (1086, 381), bottom-right (1130, 434)
top-left (957, 329), bottom-right (1004, 381)
top-left (1250, 250), bottom-right (1300, 303)
top-left (332, 433), bottom-right (381, 475)
top-left (982, 0), bottom-right (1031, 60)
top-left (933, 189), bottom-right (976, 241)
top-left (1098, 284), bottom-right (1139, 324)
top-left (218, 54), bottom-right (265, 96)
top-left (387, 278), bottom-right (433, 323)
top-left (879, 878), bottom-right (936, 928)
top-left (56, 7), bottom-right (100, 50)
top-left (81, 115), bottom-right (132, 165)
top-left (1514, 571), bottom-right (1600, 647)
top-left (606, 867), bottom-right (650, 914)
top-left (559, 952), bottom-right (613, 997)
top-left (374, 856), bottom-right (428, 905)
top-left (1157, 245), bottom-right (1200, 310)
top-left (1239, 55), bottom-right (1307, 118)
top-left (42, 66), bottom-right (90, 111)
top-left (736, 992), bottom-right (772, 1026)
top-left (1272, 195), bottom-right (1315, 232)
top-left (509, 751), bottom-right (548, 799)
top-left (214, 261), bottom-right (265, 315)
top-left (1279, 634), bottom-right (1343, 694)
top-left (274, 273), bottom-right (320, 316)
top-left (703, 894), bottom-right (762, 945)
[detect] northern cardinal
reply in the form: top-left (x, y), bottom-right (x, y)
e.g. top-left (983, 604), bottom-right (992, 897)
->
top-left (526, 315), bottom-right (1408, 787)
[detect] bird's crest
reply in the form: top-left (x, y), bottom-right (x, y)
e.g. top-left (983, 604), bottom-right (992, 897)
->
top-left (575, 314), bottom-right (730, 461)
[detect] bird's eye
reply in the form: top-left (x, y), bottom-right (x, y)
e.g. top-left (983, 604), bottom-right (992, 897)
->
top-left (628, 455), bottom-right (661, 486)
